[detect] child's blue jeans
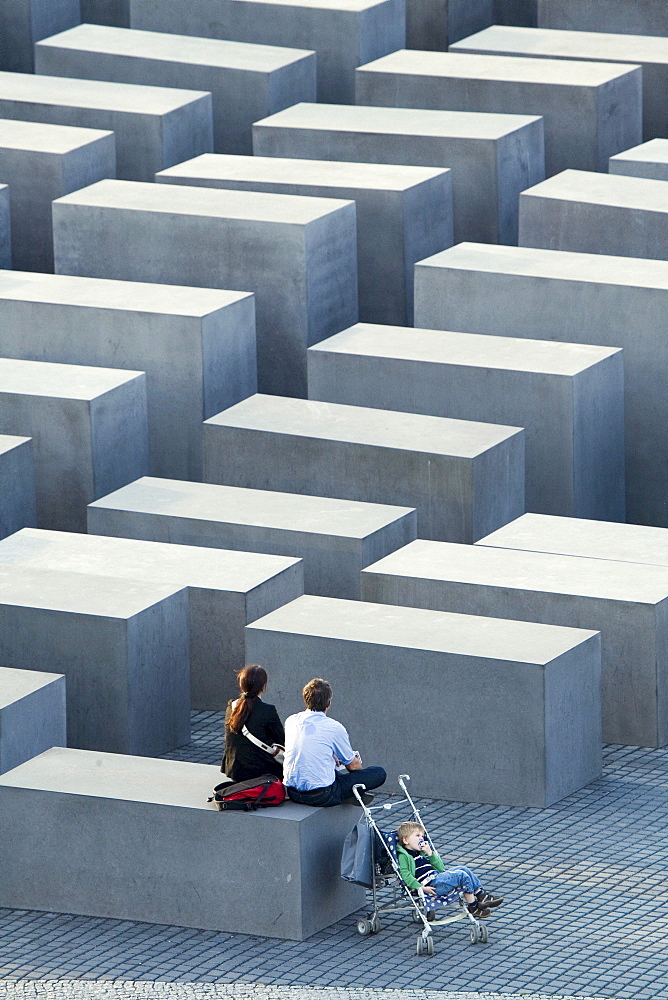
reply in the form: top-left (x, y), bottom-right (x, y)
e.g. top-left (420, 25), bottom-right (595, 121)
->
top-left (430, 866), bottom-right (482, 896)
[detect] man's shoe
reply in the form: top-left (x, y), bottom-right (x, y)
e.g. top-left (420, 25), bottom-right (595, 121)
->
top-left (476, 890), bottom-right (504, 908)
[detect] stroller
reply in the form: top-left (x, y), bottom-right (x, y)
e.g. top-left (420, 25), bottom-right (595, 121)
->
top-left (349, 774), bottom-right (490, 956)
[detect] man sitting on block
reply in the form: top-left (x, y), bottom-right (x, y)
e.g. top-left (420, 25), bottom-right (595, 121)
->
top-left (284, 677), bottom-right (386, 807)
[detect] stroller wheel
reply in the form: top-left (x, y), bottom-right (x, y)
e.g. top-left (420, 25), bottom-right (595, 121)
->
top-left (411, 909), bottom-right (423, 923)
top-left (427, 910), bottom-right (436, 921)
top-left (478, 924), bottom-right (489, 943)
top-left (469, 924), bottom-right (478, 945)
top-left (425, 936), bottom-right (435, 956)
top-left (370, 916), bottom-right (382, 934)
top-left (356, 918), bottom-right (372, 937)
top-left (416, 935), bottom-right (424, 955)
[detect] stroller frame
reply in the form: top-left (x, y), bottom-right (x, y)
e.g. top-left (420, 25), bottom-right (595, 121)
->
top-left (352, 774), bottom-right (489, 955)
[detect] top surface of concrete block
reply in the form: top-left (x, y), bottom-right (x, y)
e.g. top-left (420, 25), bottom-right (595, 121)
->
top-left (452, 24), bottom-right (668, 64)
top-left (0, 434), bottom-right (31, 457)
top-left (0, 118), bottom-right (114, 154)
top-left (207, 393), bottom-right (522, 457)
top-left (0, 71), bottom-right (210, 114)
top-left (419, 241), bottom-right (668, 291)
top-left (611, 139), bottom-right (668, 167)
top-left (365, 539), bottom-right (668, 605)
top-left (0, 665), bottom-right (65, 710)
top-left (522, 168), bottom-right (668, 212)
top-left (1, 528), bottom-right (301, 596)
top-left (479, 513), bottom-right (668, 568)
top-left (0, 358), bottom-right (144, 399)
top-left (247, 593), bottom-right (598, 664)
top-left (255, 102), bottom-right (541, 140)
top-left (362, 48), bottom-right (638, 86)
top-left (311, 322), bottom-right (619, 375)
top-left (0, 269), bottom-right (251, 318)
top-left (158, 153), bottom-right (447, 193)
top-left (38, 23), bottom-right (315, 70)
top-left (55, 177), bottom-right (354, 225)
top-left (91, 476), bottom-right (415, 540)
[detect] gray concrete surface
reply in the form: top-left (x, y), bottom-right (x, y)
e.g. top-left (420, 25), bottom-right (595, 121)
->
top-left (0, 747), bottom-right (364, 938)
top-left (81, 0), bottom-right (130, 26)
top-left (0, 358), bottom-right (148, 532)
top-left (157, 153), bottom-right (453, 326)
top-left (451, 24), bottom-right (668, 141)
top-left (0, 565), bottom-right (190, 754)
top-left (246, 594), bottom-right (601, 806)
top-left (0, 72), bottom-right (212, 181)
top-left (253, 102), bottom-right (544, 245)
top-left (0, 435), bottom-right (35, 540)
top-left (478, 512), bottom-right (668, 569)
top-left (0, 184), bottom-right (10, 269)
top-left (538, 0), bottom-right (667, 37)
top-left (128, 0), bottom-right (405, 105)
top-left (413, 243), bottom-right (668, 528)
top-left (519, 169), bottom-right (668, 261)
top-left (0, 666), bottom-right (66, 775)
top-left (0, 119), bottom-right (115, 272)
top-left (0, 0), bottom-right (80, 73)
top-left (35, 24), bottom-right (316, 156)
top-left (610, 139), bottom-right (668, 181)
top-left (52, 179), bottom-right (358, 399)
top-left (0, 270), bottom-right (256, 482)
top-left (362, 540), bottom-right (668, 748)
top-left (88, 476), bottom-right (416, 601)
top-left (493, 0), bottom-right (537, 25)
top-left (405, 0), bottom-right (493, 50)
top-left (307, 323), bottom-right (625, 520)
top-left (203, 393), bottom-right (525, 543)
top-left (1, 527), bottom-right (303, 711)
top-left (357, 50), bottom-right (641, 175)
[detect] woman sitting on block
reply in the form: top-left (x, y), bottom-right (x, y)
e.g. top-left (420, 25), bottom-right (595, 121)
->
top-left (222, 664), bottom-right (284, 782)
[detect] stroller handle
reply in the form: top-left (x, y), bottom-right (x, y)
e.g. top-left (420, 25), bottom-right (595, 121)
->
top-left (352, 782), bottom-right (367, 807)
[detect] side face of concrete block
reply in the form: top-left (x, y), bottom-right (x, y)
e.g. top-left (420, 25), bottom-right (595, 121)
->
top-left (0, 0), bottom-right (80, 73)
top-left (406, 0), bottom-right (494, 50)
top-left (0, 184), bottom-right (10, 269)
top-left (0, 749), bottom-right (365, 938)
top-left (0, 667), bottom-right (66, 774)
top-left (412, 244), bottom-right (668, 527)
top-left (81, 0), bottom-right (130, 25)
top-left (537, 0), bottom-right (668, 37)
top-left (246, 594), bottom-right (601, 806)
top-left (0, 435), bottom-right (36, 539)
top-left (610, 140), bottom-right (668, 182)
top-left (493, 0), bottom-right (537, 25)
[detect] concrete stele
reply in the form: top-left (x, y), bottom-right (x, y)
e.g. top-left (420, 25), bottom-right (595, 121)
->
top-left (156, 152), bottom-right (453, 325)
top-left (203, 393), bottom-right (525, 543)
top-left (610, 140), bottom-right (668, 182)
top-left (537, 0), bottom-right (668, 38)
top-left (0, 434), bottom-right (36, 539)
top-left (412, 242), bottom-right (668, 527)
top-left (52, 178), bottom-right (358, 399)
top-left (0, 184), bottom-right (10, 269)
top-left (405, 0), bottom-right (493, 50)
top-left (252, 102), bottom-right (545, 244)
top-left (87, 475), bottom-right (416, 600)
top-left (0, 666), bottom-right (66, 775)
top-left (0, 0), bottom-right (80, 73)
top-left (361, 539), bottom-right (668, 747)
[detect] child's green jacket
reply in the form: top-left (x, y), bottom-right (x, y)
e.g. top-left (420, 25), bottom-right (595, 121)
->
top-left (396, 843), bottom-right (446, 890)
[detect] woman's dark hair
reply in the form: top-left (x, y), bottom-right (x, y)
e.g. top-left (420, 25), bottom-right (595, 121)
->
top-left (302, 677), bottom-right (332, 712)
top-left (228, 664), bottom-right (268, 733)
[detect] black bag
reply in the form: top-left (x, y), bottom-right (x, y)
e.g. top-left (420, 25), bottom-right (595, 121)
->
top-left (208, 774), bottom-right (286, 811)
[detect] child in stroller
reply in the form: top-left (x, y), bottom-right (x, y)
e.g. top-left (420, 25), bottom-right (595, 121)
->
top-left (396, 821), bottom-right (504, 919)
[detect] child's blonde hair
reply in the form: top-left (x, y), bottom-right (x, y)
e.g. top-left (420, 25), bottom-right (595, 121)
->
top-left (397, 821), bottom-right (425, 845)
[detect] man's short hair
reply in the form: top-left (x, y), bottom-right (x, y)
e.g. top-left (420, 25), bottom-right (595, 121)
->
top-left (303, 677), bottom-right (332, 712)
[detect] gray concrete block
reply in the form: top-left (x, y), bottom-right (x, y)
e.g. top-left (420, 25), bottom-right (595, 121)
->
top-left (0, 71), bottom-right (213, 182)
top-left (610, 140), bottom-right (668, 182)
top-left (451, 25), bottom-right (668, 141)
top-left (81, 0), bottom-right (131, 27)
top-left (0, 184), bottom-right (10, 269)
top-left (253, 102), bottom-right (544, 245)
top-left (157, 153), bottom-right (453, 326)
top-left (0, 526), bottom-right (303, 712)
top-left (203, 394), bottom-right (525, 543)
top-left (478, 513), bottom-right (668, 569)
top-left (246, 594), bottom-right (601, 806)
top-left (129, 0), bottom-right (405, 105)
top-left (357, 50), bottom-right (641, 175)
top-left (0, 666), bottom-right (66, 775)
top-left (87, 476), bottom-right (415, 601)
top-left (519, 169), bottom-right (668, 261)
top-left (52, 179), bottom-right (358, 399)
top-left (0, 0), bottom-right (80, 73)
top-left (493, 0), bottom-right (537, 26)
top-left (35, 24), bottom-right (316, 156)
top-left (0, 435), bottom-right (36, 539)
top-left (406, 0), bottom-right (493, 50)
top-left (0, 747), bottom-right (365, 937)
top-left (0, 270), bottom-right (255, 482)
top-left (308, 323), bottom-right (624, 520)
top-left (0, 119), bottom-right (116, 273)
top-left (362, 540), bottom-right (668, 747)
top-left (413, 243), bottom-right (668, 527)
top-left (537, 0), bottom-right (668, 37)
top-left (0, 358), bottom-right (148, 533)
top-left (0, 565), bottom-right (190, 754)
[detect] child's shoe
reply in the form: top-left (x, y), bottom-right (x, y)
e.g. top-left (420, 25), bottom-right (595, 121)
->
top-left (468, 903), bottom-right (491, 918)
top-left (476, 889), bottom-right (504, 908)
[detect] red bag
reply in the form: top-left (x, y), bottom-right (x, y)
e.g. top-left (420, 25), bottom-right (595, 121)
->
top-left (208, 774), bottom-right (286, 811)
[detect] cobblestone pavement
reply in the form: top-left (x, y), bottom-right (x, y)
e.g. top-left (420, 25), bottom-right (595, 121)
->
top-left (0, 713), bottom-right (665, 998)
